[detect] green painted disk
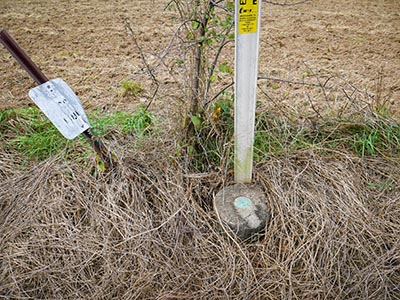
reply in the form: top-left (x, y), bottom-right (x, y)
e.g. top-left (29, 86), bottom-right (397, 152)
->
top-left (234, 196), bottom-right (252, 209)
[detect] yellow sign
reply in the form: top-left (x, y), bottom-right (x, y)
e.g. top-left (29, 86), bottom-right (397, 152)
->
top-left (238, 0), bottom-right (259, 34)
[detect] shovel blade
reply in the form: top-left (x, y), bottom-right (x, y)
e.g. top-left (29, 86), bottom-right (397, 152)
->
top-left (28, 78), bottom-right (90, 139)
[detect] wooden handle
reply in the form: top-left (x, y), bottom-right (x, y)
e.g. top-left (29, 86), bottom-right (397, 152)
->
top-left (0, 29), bottom-right (49, 85)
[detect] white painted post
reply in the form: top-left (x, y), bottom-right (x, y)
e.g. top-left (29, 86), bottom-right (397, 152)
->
top-left (234, 0), bottom-right (262, 183)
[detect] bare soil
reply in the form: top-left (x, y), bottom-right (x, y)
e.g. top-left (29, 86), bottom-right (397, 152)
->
top-left (1, 0), bottom-right (399, 117)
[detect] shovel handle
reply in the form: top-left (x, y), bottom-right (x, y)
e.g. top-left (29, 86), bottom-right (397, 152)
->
top-left (82, 130), bottom-right (117, 171)
top-left (0, 29), bottom-right (48, 85)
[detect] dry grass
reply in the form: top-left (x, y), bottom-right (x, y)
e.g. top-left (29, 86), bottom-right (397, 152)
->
top-left (1, 145), bottom-right (399, 299)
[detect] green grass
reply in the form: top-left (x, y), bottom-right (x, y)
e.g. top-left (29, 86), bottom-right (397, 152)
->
top-left (186, 104), bottom-right (400, 172)
top-left (254, 113), bottom-right (400, 160)
top-left (1, 104), bottom-right (398, 168)
top-left (120, 79), bottom-right (143, 97)
top-left (351, 122), bottom-right (400, 157)
top-left (0, 107), bottom-right (72, 160)
top-left (0, 106), bottom-right (156, 162)
top-left (91, 106), bottom-right (155, 137)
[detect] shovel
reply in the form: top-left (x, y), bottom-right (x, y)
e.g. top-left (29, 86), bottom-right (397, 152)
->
top-left (0, 29), bottom-right (117, 171)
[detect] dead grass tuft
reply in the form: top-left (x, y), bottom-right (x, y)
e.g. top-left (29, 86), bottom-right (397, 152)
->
top-left (1, 149), bottom-right (399, 299)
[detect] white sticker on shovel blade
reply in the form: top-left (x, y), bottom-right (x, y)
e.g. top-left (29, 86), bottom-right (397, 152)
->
top-left (28, 78), bottom-right (90, 139)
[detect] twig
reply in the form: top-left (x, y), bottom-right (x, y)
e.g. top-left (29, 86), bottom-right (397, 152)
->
top-left (204, 81), bottom-right (234, 108)
top-left (257, 74), bottom-right (329, 89)
top-left (204, 33), bottom-right (234, 104)
top-left (257, 83), bottom-right (292, 117)
top-left (262, 0), bottom-right (312, 6)
top-left (123, 17), bottom-right (160, 110)
top-left (306, 93), bottom-right (323, 119)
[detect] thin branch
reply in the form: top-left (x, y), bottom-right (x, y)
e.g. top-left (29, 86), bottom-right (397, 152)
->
top-left (204, 28), bottom-right (234, 104)
top-left (257, 83), bottom-right (291, 117)
top-left (123, 17), bottom-right (160, 110)
top-left (204, 81), bottom-right (234, 108)
top-left (257, 74), bottom-right (329, 89)
top-left (306, 92), bottom-right (323, 119)
top-left (302, 62), bottom-right (330, 103)
top-left (262, 0), bottom-right (312, 6)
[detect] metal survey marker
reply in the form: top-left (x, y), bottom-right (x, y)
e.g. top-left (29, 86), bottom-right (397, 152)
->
top-left (28, 78), bottom-right (90, 140)
top-left (234, 0), bottom-right (262, 183)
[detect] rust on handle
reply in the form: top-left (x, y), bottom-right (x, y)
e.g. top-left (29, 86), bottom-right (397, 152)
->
top-left (0, 29), bottom-right (49, 85)
top-left (83, 131), bottom-right (117, 171)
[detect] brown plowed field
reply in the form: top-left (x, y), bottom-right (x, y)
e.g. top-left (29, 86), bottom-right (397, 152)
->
top-left (1, 0), bottom-right (399, 117)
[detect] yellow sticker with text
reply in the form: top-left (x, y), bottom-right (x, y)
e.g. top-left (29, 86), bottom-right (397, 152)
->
top-left (238, 0), bottom-right (259, 34)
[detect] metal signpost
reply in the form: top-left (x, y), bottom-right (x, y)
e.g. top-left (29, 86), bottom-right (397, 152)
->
top-left (234, 0), bottom-right (262, 183)
top-left (0, 29), bottom-right (116, 170)
top-left (214, 1), bottom-right (269, 241)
